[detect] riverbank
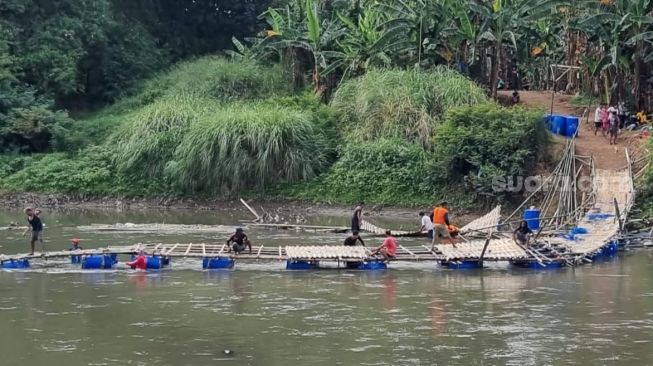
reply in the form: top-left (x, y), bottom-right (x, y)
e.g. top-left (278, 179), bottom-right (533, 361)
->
top-left (0, 191), bottom-right (486, 223)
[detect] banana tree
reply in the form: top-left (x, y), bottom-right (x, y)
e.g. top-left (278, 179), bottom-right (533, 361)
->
top-left (262, 0), bottom-right (343, 91)
top-left (473, 0), bottom-right (559, 99)
top-left (323, 7), bottom-right (398, 81)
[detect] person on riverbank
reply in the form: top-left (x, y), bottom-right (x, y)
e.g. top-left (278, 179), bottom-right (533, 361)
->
top-left (431, 202), bottom-right (456, 250)
top-left (601, 104), bottom-right (610, 134)
top-left (618, 101), bottom-right (627, 129)
top-left (344, 231), bottom-right (365, 246)
top-left (513, 220), bottom-right (533, 246)
top-left (127, 250), bottom-right (147, 270)
top-left (419, 212), bottom-right (434, 239)
top-left (372, 230), bottom-right (397, 261)
top-left (227, 228), bottom-right (252, 254)
top-left (351, 205), bottom-right (363, 232)
top-left (594, 103), bottom-right (604, 136)
top-left (608, 107), bottom-right (619, 145)
top-left (22, 207), bottom-right (44, 255)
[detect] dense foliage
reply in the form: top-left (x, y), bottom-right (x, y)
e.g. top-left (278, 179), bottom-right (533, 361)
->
top-left (0, 0), bottom-right (272, 152)
top-left (4, 0), bottom-right (623, 207)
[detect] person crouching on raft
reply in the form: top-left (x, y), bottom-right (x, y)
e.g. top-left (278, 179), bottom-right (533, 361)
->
top-left (344, 231), bottom-right (365, 246)
top-left (431, 201), bottom-right (457, 251)
top-left (371, 230), bottom-right (397, 262)
top-left (227, 228), bottom-right (252, 254)
top-left (419, 212), bottom-right (434, 239)
top-left (127, 250), bottom-right (148, 270)
top-left (513, 220), bottom-right (533, 246)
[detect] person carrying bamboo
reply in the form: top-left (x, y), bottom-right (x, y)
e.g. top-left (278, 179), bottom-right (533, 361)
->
top-left (351, 204), bottom-right (363, 232)
top-left (431, 202), bottom-right (456, 251)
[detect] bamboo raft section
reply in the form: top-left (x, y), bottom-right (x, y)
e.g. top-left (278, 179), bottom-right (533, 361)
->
top-left (360, 205), bottom-right (502, 238)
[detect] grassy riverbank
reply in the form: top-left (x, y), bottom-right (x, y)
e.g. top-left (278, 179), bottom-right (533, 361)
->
top-left (0, 57), bottom-right (548, 208)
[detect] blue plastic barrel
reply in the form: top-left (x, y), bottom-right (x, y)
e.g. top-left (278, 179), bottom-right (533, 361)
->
top-left (523, 208), bottom-right (541, 230)
top-left (82, 255), bottom-right (104, 269)
top-left (146, 256), bottom-right (162, 270)
top-left (444, 260), bottom-right (482, 269)
top-left (552, 115), bottom-right (567, 135)
top-left (1, 259), bottom-right (30, 269)
top-left (544, 114), bottom-right (553, 130)
top-left (286, 260), bottom-right (317, 270)
top-left (357, 260), bottom-right (388, 270)
top-left (565, 116), bottom-right (579, 137)
top-left (203, 257), bottom-right (235, 269)
top-left (71, 254), bottom-right (82, 264)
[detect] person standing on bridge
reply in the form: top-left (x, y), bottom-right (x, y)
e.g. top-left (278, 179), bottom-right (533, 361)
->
top-left (431, 202), bottom-right (456, 251)
top-left (22, 207), bottom-right (44, 255)
top-left (351, 204), bottom-right (363, 232)
top-left (344, 231), bottom-right (365, 246)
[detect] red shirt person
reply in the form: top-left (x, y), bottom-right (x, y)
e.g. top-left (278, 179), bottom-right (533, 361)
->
top-left (127, 251), bottom-right (148, 270)
top-left (372, 230), bottom-right (397, 261)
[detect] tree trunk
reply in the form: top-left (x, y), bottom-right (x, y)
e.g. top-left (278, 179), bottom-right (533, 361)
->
top-left (490, 41), bottom-right (501, 99)
top-left (634, 40), bottom-right (642, 110)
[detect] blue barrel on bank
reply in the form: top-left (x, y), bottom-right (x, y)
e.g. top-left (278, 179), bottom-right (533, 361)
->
top-left (544, 114), bottom-right (553, 130)
top-left (1, 259), bottom-right (30, 269)
top-left (565, 116), bottom-right (579, 137)
top-left (203, 257), bottom-right (234, 269)
top-left (523, 208), bottom-right (541, 230)
top-left (552, 115), bottom-right (567, 135)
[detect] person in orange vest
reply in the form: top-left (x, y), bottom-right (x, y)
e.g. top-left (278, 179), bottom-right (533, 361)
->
top-left (431, 201), bottom-right (457, 250)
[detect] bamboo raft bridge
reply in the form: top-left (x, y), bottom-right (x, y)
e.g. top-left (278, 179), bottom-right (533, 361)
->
top-left (0, 137), bottom-right (643, 271)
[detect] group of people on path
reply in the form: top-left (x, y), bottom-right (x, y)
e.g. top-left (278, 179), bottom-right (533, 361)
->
top-left (593, 102), bottom-right (649, 145)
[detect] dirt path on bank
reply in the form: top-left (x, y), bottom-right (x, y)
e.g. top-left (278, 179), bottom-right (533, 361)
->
top-left (500, 90), bottom-right (629, 171)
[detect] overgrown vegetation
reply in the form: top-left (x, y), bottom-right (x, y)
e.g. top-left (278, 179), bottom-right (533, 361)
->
top-left (0, 0), bottom-right (578, 207)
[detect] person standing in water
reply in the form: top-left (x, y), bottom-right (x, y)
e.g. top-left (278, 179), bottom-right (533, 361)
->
top-left (22, 207), bottom-right (44, 255)
top-left (127, 250), bottom-right (148, 270)
top-left (351, 204), bottom-right (363, 232)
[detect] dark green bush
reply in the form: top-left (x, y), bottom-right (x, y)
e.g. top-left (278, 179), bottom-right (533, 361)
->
top-left (435, 104), bottom-right (548, 199)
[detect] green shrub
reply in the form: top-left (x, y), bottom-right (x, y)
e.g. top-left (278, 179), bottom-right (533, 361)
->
top-left (168, 102), bottom-right (332, 193)
top-left (0, 147), bottom-right (171, 195)
top-left (287, 139), bottom-right (438, 205)
top-left (435, 104), bottom-right (548, 199)
top-left (0, 105), bottom-right (73, 153)
top-left (331, 67), bottom-right (487, 147)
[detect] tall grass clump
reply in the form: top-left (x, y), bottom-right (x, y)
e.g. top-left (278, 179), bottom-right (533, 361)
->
top-left (167, 102), bottom-right (332, 193)
top-left (123, 56), bottom-right (292, 107)
top-left (113, 93), bottom-right (207, 177)
top-left (331, 67), bottom-right (487, 147)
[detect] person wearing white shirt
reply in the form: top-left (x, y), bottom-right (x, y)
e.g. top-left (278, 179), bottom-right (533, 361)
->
top-left (419, 212), bottom-right (434, 239)
top-left (593, 104), bottom-right (604, 136)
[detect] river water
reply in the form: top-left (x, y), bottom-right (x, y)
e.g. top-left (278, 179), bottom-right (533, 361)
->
top-left (1, 208), bottom-right (653, 365)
